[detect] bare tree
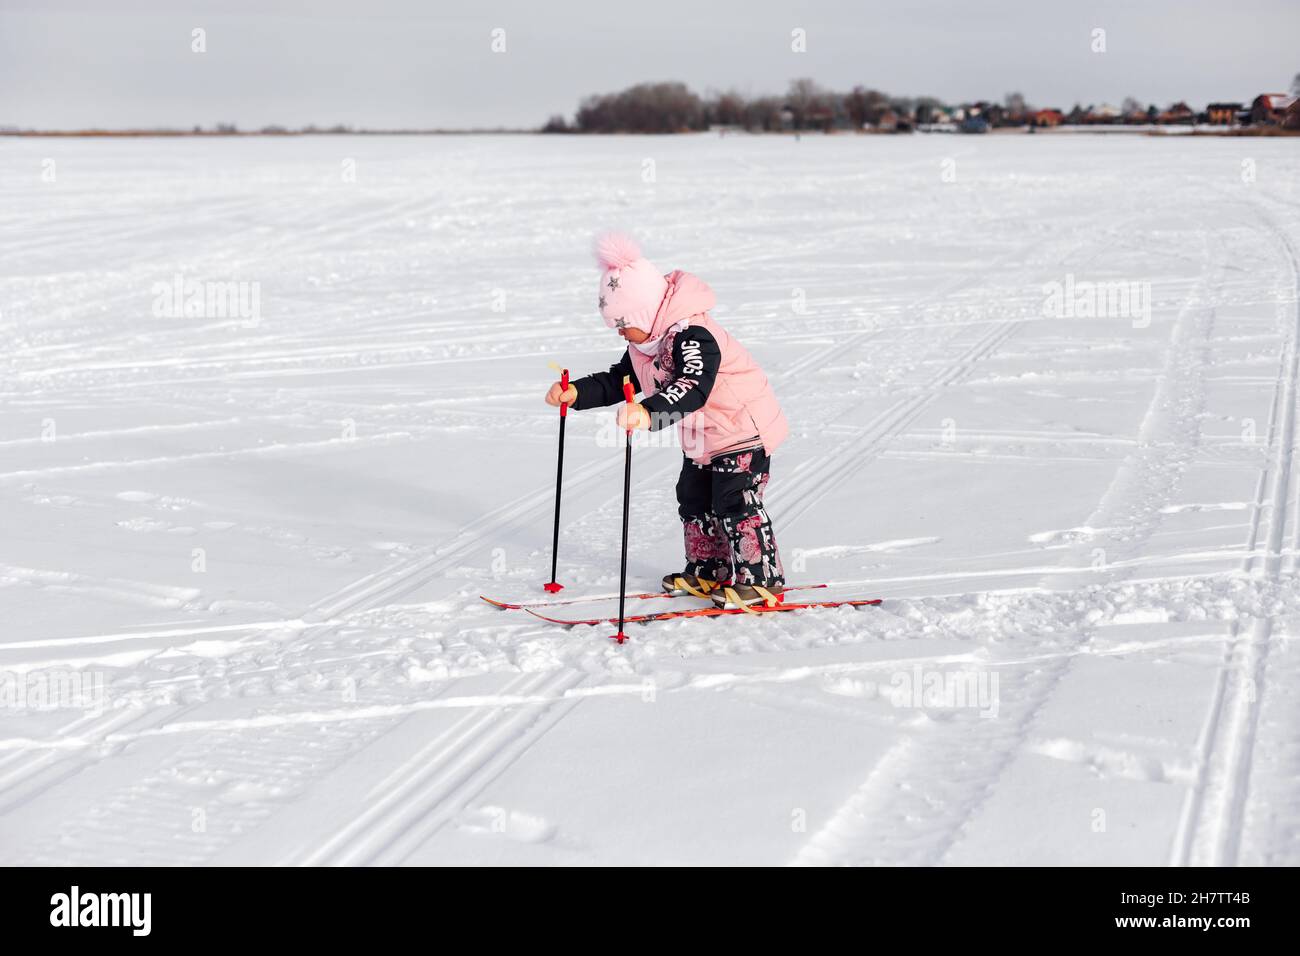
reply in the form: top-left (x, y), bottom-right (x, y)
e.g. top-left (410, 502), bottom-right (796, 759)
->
top-left (742, 96), bottom-right (784, 131)
top-left (704, 89), bottom-right (746, 127)
top-left (574, 82), bottom-right (704, 133)
top-left (1121, 96), bottom-right (1143, 115)
top-left (786, 78), bottom-right (828, 130)
top-left (845, 86), bottom-right (888, 128)
top-left (1004, 91), bottom-right (1028, 115)
top-left (1291, 72), bottom-right (1300, 95)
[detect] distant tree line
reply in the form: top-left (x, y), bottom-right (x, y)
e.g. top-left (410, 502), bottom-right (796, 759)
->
top-left (543, 79), bottom-right (945, 134)
top-left (543, 76), bottom-right (1300, 133)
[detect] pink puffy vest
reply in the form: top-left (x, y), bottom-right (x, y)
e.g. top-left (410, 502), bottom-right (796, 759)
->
top-left (629, 271), bottom-right (788, 465)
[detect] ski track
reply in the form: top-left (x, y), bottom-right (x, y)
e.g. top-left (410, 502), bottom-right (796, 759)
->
top-left (1171, 200), bottom-right (1300, 867)
top-left (0, 207), bottom-right (1039, 864)
top-left (286, 668), bottom-right (586, 866)
top-left (791, 210), bottom-right (1230, 866)
top-left (152, 213), bottom-right (1049, 864)
top-left (5, 137), bottom-right (1300, 865)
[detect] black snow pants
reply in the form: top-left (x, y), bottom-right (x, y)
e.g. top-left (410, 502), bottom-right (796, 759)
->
top-left (675, 447), bottom-right (785, 587)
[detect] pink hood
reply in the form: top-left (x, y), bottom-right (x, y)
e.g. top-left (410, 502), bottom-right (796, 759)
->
top-left (651, 270), bottom-right (716, 338)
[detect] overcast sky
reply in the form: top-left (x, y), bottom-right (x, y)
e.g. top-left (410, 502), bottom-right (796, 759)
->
top-left (2, 0), bottom-right (1297, 129)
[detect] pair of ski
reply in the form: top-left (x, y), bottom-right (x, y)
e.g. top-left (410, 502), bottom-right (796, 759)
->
top-left (538, 367), bottom-right (878, 638)
top-left (482, 583), bottom-right (882, 628)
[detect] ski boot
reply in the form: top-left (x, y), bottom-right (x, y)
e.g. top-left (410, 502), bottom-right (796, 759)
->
top-left (711, 583), bottom-right (785, 612)
top-left (661, 572), bottom-right (726, 599)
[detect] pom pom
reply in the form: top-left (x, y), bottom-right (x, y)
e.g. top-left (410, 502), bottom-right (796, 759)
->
top-left (594, 231), bottom-right (642, 271)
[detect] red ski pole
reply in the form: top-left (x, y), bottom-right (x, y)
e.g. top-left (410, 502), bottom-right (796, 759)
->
top-left (544, 368), bottom-right (570, 593)
top-left (611, 375), bottom-right (635, 644)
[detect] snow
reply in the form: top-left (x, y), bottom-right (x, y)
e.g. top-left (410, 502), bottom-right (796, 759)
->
top-left (1, 132), bottom-right (1299, 865)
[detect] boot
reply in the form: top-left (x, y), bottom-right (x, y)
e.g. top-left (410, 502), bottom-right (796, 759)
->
top-left (711, 583), bottom-right (785, 611)
top-left (661, 572), bottom-right (726, 598)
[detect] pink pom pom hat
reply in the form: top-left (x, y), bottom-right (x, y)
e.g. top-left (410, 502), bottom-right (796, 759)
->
top-left (594, 232), bottom-right (669, 334)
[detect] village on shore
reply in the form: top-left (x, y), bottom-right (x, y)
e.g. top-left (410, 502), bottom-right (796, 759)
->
top-left (543, 81), bottom-right (1300, 136)
top-left (5, 83), bottom-right (1297, 138)
top-left (854, 92), bottom-right (1298, 134)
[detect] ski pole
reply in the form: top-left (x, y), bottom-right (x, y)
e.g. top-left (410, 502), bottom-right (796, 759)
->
top-left (543, 367), bottom-right (570, 593)
top-left (611, 375), bottom-right (635, 644)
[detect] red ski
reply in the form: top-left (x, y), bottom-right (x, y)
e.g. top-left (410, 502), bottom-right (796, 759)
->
top-left (523, 597), bottom-right (882, 628)
top-left (480, 583), bottom-right (828, 611)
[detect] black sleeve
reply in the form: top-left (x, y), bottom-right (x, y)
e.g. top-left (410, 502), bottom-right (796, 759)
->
top-left (570, 350), bottom-right (642, 410)
top-left (639, 327), bottom-right (721, 429)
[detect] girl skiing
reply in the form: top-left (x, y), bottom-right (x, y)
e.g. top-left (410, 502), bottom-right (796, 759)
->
top-left (544, 233), bottom-right (789, 610)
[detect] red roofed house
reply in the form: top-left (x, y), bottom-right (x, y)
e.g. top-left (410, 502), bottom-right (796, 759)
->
top-left (1030, 109), bottom-right (1064, 128)
top-left (1286, 99), bottom-right (1300, 131)
top-left (1251, 93), bottom-right (1298, 125)
top-left (1157, 102), bottom-right (1195, 124)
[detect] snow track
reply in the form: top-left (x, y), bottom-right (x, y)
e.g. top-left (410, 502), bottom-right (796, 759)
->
top-left (3, 135), bottom-right (1299, 865)
top-left (792, 210), bottom-right (1231, 866)
top-left (1173, 203), bottom-right (1300, 867)
top-left (290, 668), bottom-right (586, 866)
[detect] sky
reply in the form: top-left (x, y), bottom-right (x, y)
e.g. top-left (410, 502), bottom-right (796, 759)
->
top-left (1, 0), bottom-right (1297, 130)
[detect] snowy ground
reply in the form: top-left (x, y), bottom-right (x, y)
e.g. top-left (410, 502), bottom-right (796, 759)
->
top-left (1, 132), bottom-right (1298, 866)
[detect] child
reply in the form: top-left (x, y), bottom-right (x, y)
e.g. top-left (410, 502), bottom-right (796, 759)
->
top-left (545, 233), bottom-right (789, 610)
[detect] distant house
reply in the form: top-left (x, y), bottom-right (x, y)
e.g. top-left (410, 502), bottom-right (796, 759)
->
top-left (806, 107), bottom-right (836, 132)
top-left (960, 115), bottom-right (989, 134)
top-left (1157, 101), bottom-right (1195, 125)
top-left (1286, 99), bottom-right (1300, 130)
top-left (913, 103), bottom-right (951, 128)
top-left (1250, 93), bottom-right (1298, 125)
top-left (863, 105), bottom-right (898, 131)
top-left (1030, 109), bottom-right (1064, 127)
top-left (1088, 103), bottom-right (1122, 124)
top-left (1206, 102), bottom-right (1243, 125)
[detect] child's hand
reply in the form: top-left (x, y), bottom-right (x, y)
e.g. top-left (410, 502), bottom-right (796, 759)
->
top-left (616, 402), bottom-right (651, 430)
top-left (546, 382), bottom-right (578, 406)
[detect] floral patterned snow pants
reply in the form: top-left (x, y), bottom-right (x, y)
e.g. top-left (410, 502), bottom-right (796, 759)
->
top-left (676, 447), bottom-right (785, 587)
